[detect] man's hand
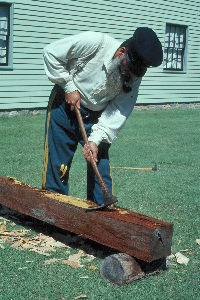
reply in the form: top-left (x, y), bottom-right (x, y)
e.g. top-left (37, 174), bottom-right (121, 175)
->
top-left (65, 91), bottom-right (81, 111)
top-left (83, 142), bottom-right (98, 163)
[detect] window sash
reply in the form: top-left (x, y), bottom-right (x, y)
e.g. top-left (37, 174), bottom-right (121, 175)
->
top-left (164, 24), bottom-right (186, 71)
top-left (0, 4), bottom-right (11, 67)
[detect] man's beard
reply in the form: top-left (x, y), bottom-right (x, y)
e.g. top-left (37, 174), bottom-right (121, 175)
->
top-left (106, 56), bottom-right (123, 96)
top-left (107, 54), bottom-right (133, 93)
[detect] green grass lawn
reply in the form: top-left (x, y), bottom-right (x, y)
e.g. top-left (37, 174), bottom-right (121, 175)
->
top-left (0, 108), bottom-right (199, 300)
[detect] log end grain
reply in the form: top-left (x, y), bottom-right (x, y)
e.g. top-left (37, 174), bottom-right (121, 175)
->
top-left (100, 253), bottom-right (145, 285)
top-left (100, 254), bottom-right (168, 285)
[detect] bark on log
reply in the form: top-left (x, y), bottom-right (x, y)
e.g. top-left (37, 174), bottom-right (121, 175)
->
top-left (100, 254), bottom-right (167, 285)
top-left (0, 176), bottom-right (173, 262)
top-left (100, 253), bottom-right (145, 285)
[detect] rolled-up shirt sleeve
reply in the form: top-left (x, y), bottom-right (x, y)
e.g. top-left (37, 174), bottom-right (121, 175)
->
top-left (43, 32), bottom-right (102, 94)
top-left (88, 77), bottom-right (142, 145)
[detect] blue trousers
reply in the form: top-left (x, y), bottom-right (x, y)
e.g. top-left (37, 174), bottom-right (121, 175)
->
top-left (42, 85), bottom-right (112, 205)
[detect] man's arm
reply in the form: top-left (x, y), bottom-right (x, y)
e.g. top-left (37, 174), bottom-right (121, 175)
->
top-left (88, 77), bottom-right (142, 145)
top-left (83, 78), bottom-right (141, 162)
top-left (43, 31), bottom-right (103, 94)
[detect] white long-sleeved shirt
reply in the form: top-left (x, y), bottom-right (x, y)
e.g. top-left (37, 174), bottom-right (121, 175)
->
top-left (43, 31), bottom-right (142, 145)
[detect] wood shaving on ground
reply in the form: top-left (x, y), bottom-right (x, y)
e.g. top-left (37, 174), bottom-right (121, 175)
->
top-left (167, 249), bottom-right (192, 267)
top-left (87, 265), bottom-right (97, 270)
top-left (0, 230), bottom-right (68, 256)
top-left (62, 259), bottom-right (83, 268)
top-left (61, 250), bottom-right (97, 269)
top-left (44, 258), bottom-right (59, 265)
top-left (74, 294), bottom-right (87, 300)
top-left (0, 216), bottom-right (96, 269)
top-left (196, 239), bottom-right (200, 245)
top-left (175, 252), bottom-right (190, 265)
top-left (62, 250), bottom-right (85, 268)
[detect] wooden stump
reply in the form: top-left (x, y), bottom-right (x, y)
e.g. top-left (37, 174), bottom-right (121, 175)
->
top-left (100, 253), bottom-right (145, 285)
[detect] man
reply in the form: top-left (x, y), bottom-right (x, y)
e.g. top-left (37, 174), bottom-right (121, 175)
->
top-left (42, 27), bottom-right (163, 205)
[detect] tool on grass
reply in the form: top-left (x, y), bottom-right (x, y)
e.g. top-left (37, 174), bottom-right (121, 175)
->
top-left (111, 164), bottom-right (157, 171)
top-left (74, 107), bottom-right (118, 211)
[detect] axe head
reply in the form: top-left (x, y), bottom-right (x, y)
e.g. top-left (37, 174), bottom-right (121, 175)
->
top-left (86, 192), bottom-right (118, 211)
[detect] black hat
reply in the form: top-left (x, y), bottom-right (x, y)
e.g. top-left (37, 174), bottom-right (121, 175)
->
top-left (123, 27), bottom-right (163, 67)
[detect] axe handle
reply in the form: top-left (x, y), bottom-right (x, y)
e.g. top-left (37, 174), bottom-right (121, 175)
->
top-left (112, 167), bottom-right (153, 170)
top-left (74, 107), bottom-right (108, 194)
top-left (111, 164), bottom-right (157, 171)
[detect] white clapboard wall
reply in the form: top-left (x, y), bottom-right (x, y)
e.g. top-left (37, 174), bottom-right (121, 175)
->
top-left (0, 0), bottom-right (199, 110)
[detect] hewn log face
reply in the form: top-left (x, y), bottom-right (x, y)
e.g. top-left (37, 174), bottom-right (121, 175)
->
top-left (0, 176), bottom-right (173, 262)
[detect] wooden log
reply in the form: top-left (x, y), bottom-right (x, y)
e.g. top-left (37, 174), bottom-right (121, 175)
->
top-left (0, 176), bottom-right (173, 262)
top-left (100, 254), bottom-right (167, 285)
top-left (100, 253), bottom-right (145, 285)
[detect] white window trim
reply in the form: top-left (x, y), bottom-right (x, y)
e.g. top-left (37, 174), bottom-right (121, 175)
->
top-left (0, 1), bottom-right (14, 70)
top-left (163, 23), bottom-right (188, 74)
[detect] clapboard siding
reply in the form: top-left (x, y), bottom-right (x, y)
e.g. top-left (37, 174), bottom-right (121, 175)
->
top-left (0, 0), bottom-right (200, 109)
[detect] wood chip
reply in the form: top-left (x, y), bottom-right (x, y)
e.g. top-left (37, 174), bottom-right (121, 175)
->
top-left (88, 265), bottom-right (97, 270)
top-left (44, 258), bottom-right (58, 265)
top-left (167, 254), bottom-right (175, 260)
top-left (175, 252), bottom-right (190, 265)
top-left (74, 294), bottom-right (87, 299)
top-left (196, 239), bottom-right (200, 245)
top-left (0, 224), bottom-right (7, 231)
top-left (18, 267), bottom-right (28, 270)
top-left (68, 250), bottom-right (85, 261)
top-left (62, 260), bottom-right (83, 268)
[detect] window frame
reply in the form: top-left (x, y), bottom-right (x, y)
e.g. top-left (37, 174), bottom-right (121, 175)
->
top-left (0, 1), bottom-right (14, 70)
top-left (163, 23), bottom-right (188, 74)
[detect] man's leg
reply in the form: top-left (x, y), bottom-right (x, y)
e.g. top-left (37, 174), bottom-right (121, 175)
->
top-left (42, 86), bottom-right (78, 195)
top-left (86, 142), bottom-right (112, 205)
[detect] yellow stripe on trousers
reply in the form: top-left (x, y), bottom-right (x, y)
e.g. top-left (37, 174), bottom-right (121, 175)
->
top-left (42, 87), bottom-right (57, 189)
top-left (42, 87), bottom-right (115, 196)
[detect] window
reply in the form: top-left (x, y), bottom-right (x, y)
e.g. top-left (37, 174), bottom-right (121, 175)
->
top-left (163, 24), bottom-right (187, 72)
top-left (0, 2), bottom-right (13, 69)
